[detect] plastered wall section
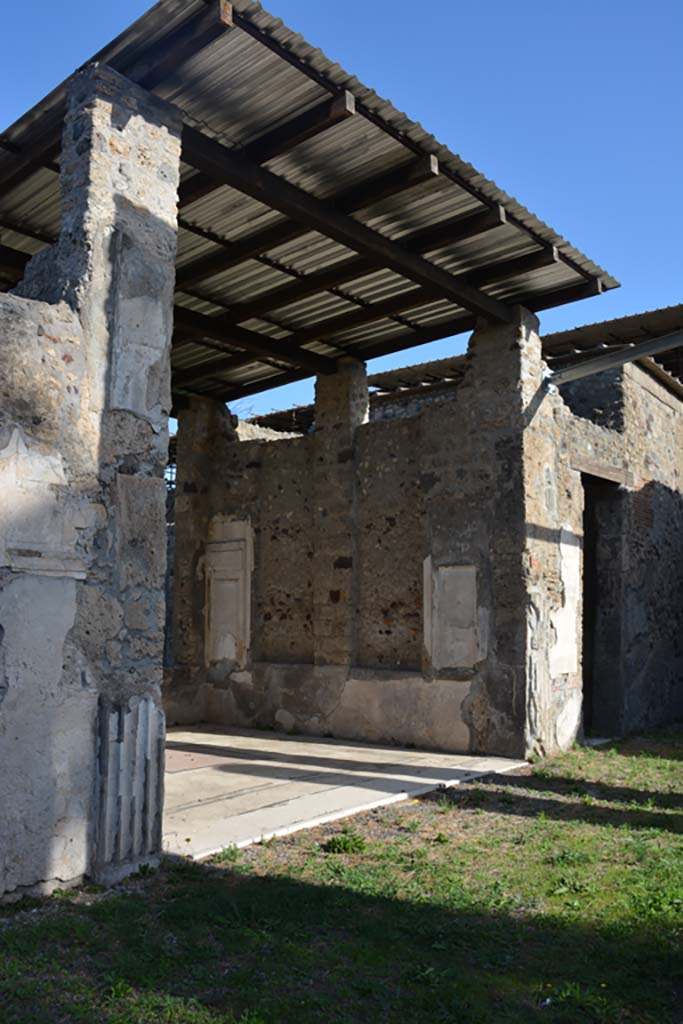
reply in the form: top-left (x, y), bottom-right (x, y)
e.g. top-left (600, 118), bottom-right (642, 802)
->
top-left (0, 295), bottom-right (98, 897)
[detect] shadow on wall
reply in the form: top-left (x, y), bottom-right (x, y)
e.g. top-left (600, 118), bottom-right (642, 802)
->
top-left (527, 474), bottom-right (683, 745)
top-left (621, 479), bottom-right (683, 732)
top-left (584, 478), bottom-right (683, 739)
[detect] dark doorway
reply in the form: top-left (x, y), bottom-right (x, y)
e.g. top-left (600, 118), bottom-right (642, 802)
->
top-left (581, 474), bottom-right (624, 737)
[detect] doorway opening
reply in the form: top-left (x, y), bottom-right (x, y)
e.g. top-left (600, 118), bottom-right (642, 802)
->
top-left (581, 474), bottom-right (624, 738)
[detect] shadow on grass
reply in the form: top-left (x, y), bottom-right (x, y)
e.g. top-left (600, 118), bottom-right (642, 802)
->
top-left (604, 727), bottom-right (683, 762)
top-left (469, 771), bottom-right (683, 827)
top-left (1, 858), bottom-right (680, 1024)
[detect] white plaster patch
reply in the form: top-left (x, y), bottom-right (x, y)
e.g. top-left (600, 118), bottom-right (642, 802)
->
top-left (328, 674), bottom-right (473, 754)
top-left (275, 709), bottom-right (296, 733)
top-left (0, 429), bottom-right (86, 578)
top-left (110, 295), bottom-right (167, 423)
top-left (0, 575), bottom-right (97, 895)
top-left (549, 527), bottom-right (581, 677)
top-left (205, 519), bottom-right (253, 669)
top-left (555, 690), bottom-right (583, 750)
top-left (425, 563), bottom-right (484, 670)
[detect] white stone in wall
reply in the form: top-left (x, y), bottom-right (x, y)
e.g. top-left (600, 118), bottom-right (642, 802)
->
top-left (0, 428), bottom-right (87, 578)
top-left (93, 697), bottom-right (165, 885)
top-left (205, 519), bottom-right (253, 669)
top-left (549, 527), bottom-right (581, 677)
top-left (110, 294), bottom-right (168, 428)
top-left (555, 690), bottom-right (582, 750)
top-left (0, 574), bottom-right (97, 896)
top-left (425, 561), bottom-right (484, 670)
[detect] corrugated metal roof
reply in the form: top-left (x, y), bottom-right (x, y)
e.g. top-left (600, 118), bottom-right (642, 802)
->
top-left (248, 306), bottom-right (683, 431)
top-left (248, 355), bottom-right (468, 435)
top-left (0, 0), bottom-right (619, 403)
top-left (544, 304), bottom-right (683, 394)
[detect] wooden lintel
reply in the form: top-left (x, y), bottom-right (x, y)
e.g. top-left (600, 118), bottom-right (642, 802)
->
top-left (181, 125), bottom-right (512, 322)
top-left (570, 457), bottom-right (629, 487)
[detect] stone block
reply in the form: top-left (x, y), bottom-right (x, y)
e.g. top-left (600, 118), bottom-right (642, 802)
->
top-left (114, 474), bottom-right (167, 590)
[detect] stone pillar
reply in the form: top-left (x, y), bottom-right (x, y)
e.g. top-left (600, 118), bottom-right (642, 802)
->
top-left (312, 358), bottom-right (369, 667)
top-left (168, 395), bottom-right (237, 723)
top-left (0, 63), bottom-right (182, 895)
top-left (420, 307), bottom-right (584, 758)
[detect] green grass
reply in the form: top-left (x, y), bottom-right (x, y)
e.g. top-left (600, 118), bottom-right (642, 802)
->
top-left (1, 726), bottom-right (682, 1023)
top-left (322, 828), bottom-right (367, 854)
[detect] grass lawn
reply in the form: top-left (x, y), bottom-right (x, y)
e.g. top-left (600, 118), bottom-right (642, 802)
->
top-left (1, 727), bottom-right (682, 1024)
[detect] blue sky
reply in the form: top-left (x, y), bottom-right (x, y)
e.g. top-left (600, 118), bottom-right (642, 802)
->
top-left (2, 0), bottom-right (682, 417)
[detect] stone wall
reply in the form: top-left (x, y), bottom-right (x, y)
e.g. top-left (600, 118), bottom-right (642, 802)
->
top-left (356, 416), bottom-right (423, 670)
top-left (169, 319), bottom-right (683, 758)
top-left (169, 312), bottom-right (571, 756)
top-left (0, 64), bottom-right (180, 898)
top-left (615, 365), bottom-right (683, 731)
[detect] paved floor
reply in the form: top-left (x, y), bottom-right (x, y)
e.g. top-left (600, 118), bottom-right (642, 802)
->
top-left (163, 726), bottom-right (526, 860)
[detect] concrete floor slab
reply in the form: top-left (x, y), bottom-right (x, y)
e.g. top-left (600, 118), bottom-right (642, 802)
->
top-left (163, 727), bottom-right (526, 860)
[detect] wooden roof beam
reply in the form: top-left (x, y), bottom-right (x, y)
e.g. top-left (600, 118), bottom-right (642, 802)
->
top-left (124, 1), bottom-right (234, 91)
top-left (179, 92), bottom-right (356, 209)
top-left (525, 278), bottom-right (604, 313)
top-left (201, 311), bottom-right (475, 399)
top-left (0, 218), bottom-right (56, 246)
top-left (172, 336), bottom-right (301, 387)
top-left (283, 246), bottom-right (560, 346)
top-left (170, 241), bottom-right (559, 388)
top-left (175, 154), bottom-right (440, 286)
top-left (181, 204), bottom-right (508, 327)
top-left (550, 330), bottom-right (683, 386)
top-left (466, 246), bottom-right (559, 288)
top-left (172, 350), bottom-right (280, 390)
top-left (181, 125), bottom-right (513, 323)
top-left (173, 305), bottom-right (337, 375)
top-left (218, 368), bottom-right (310, 404)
